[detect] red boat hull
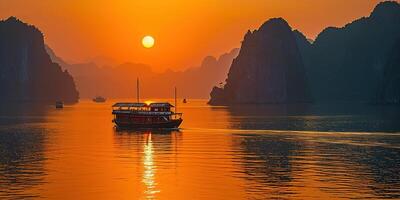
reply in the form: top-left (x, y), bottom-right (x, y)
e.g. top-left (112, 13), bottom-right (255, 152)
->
top-left (113, 118), bottom-right (183, 129)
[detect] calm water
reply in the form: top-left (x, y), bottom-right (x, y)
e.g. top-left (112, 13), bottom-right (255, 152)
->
top-left (0, 100), bottom-right (400, 199)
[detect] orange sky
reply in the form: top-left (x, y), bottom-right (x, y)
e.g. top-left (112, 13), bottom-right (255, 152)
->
top-left (0, 0), bottom-right (391, 71)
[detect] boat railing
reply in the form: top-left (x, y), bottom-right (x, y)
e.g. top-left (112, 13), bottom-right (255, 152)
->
top-left (113, 108), bottom-right (146, 111)
top-left (113, 110), bottom-right (172, 115)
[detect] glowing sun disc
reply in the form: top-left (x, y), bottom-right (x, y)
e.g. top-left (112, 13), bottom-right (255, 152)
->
top-left (142, 36), bottom-right (155, 48)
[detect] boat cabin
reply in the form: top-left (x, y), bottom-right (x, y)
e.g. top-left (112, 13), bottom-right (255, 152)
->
top-left (112, 102), bottom-right (150, 112)
top-left (149, 103), bottom-right (173, 112)
top-left (112, 102), bottom-right (174, 113)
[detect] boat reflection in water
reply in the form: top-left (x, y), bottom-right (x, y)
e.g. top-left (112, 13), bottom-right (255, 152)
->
top-left (142, 133), bottom-right (158, 197)
top-left (114, 129), bottom-right (182, 199)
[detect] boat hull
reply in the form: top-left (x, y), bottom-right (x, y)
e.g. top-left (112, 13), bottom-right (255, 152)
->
top-left (93, 99), bottom-right (106, 103)
top-left (113, 118), bottom-right (183, 129)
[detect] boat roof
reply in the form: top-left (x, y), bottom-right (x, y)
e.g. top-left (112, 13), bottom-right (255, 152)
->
top-left (112, 102), bottom-right (147, 107)
top-left (112, 102), bottom-right (174, 108)
top-left (149, 102), bottom-right (174, 108)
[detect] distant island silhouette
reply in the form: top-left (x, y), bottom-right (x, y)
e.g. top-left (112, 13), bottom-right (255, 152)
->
top-left (209, 1), bottom-right (400, 105)
top-left (0, 17), bottom-right (79, 103)
top-left (46, 46), bottom-right (239, 99)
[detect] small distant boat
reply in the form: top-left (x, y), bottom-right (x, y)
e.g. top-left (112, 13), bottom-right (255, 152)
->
top-left (55, 101), bottom-right (64, 109)
top-left (93, 96), bottom-right (106, 103)
top-left (183, 98), bottom-right (187, 103)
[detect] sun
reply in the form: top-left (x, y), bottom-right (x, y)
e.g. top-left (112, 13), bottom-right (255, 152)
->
top-left (142, 35), bottom-right (155, 48)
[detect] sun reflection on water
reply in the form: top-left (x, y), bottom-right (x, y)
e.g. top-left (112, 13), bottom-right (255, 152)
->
top-left (142, 133), bottom-right (160, 199)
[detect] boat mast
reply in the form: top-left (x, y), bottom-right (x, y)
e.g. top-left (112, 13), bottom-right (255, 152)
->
top-left (175, 87), bottom-right (177, 113)
top-left (137, 77), bottom-right (140, 103)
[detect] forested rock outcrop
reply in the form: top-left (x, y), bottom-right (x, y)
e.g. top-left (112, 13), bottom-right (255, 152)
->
top-left (209, 18), bottom-right (310, 105)
top-left (0, 17), bottom-right (79, 103)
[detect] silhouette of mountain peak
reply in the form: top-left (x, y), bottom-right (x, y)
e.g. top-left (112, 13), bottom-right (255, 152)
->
top-left (201, 56), bottom-right (217, 67)
top-left (371, 1), bottom-right (400, 18)
top-left (3, 16), bottom-right (23, 26)
top-left (259, 18), bottom-right (291, 32)
top-left (3, 16), bottom-right (28, 26)
top-left (5, 16), bottom-right (19, 22)
top-left (2, 16), bottom-right (42, 36)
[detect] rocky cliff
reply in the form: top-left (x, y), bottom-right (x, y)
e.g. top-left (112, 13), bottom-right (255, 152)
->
top-left (0, 17), bottom-right (79, 103)
top-left (302, 1), bottom-right (400, 103)
top-left (379, 40), bottom-right (400, 104)
top-left (210, 1), bottom-right (400, 105)
top-left (209, 18), bottom-right (310, 105)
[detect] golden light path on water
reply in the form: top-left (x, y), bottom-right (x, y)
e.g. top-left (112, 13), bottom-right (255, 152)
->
top-left (142, 133), bottom-right (159, 199)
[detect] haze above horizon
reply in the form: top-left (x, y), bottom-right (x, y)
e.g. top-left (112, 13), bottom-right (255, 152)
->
top-left (0, 0), bottom-right (391, 71)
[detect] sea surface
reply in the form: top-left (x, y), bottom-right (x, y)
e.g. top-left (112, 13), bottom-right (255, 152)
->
top-left (0, 99), bottom-right (400, 199)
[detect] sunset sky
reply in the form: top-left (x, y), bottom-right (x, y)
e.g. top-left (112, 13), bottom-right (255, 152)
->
top-left (0, 0), bottom-right (391, 71)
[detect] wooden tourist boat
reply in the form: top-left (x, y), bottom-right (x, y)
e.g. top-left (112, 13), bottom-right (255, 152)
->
top-left (112, 78), bottom-right (183, 129)
top-left (112, 102), bottom-right (183, 129)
